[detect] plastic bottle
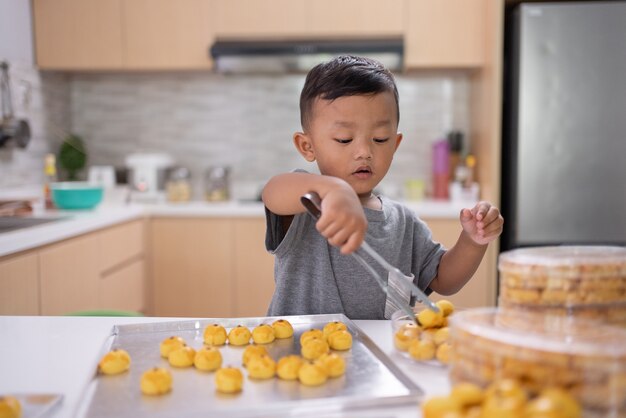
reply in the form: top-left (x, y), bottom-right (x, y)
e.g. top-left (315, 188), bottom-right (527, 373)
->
top-left (43, 153), bottom-right (57, 209)
top-left (432, 139), bottom-right (450, 200)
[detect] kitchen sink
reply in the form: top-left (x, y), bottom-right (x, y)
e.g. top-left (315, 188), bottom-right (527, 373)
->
top-left (0, 216), bottom-right (64, 233)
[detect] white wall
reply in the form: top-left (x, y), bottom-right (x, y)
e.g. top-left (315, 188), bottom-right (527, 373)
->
top-left (0, 0), bottom-right (34, 65)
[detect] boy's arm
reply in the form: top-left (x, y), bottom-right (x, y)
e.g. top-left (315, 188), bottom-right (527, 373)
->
top-left (429, 202), bottom-right (504, 295)
top-left (262, 172), bottom-right (367, 254)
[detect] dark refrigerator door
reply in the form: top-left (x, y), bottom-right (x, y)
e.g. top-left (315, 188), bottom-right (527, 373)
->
top-left (502, 2), bottom-right (626, 249)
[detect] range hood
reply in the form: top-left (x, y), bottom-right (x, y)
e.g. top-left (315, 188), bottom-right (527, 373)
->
top-left (209, 39), bottom-right (403, 73)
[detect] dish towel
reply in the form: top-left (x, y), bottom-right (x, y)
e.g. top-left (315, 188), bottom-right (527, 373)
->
top-left (383, 271), bottom-right (413, 319)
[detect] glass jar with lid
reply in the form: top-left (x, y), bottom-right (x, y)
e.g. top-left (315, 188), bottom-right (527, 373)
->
top-left (204, 166), bottom-right (230, 202)
top-left (165, 167), bottom-right (192, 202)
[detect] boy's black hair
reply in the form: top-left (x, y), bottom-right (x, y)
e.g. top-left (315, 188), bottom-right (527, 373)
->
top-left (299, 55), bottom-right (400, 131)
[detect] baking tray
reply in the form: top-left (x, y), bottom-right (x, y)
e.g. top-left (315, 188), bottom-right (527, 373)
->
top-left (76, 314), bottom-right (422, 418)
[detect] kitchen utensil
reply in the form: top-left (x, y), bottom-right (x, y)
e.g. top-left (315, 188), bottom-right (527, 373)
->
top-left (125, 152), bottom-right (174, 194)
top-left (78, 314), bottom-right (422, 418)
top-left (0, 61), bottom-right (31, 148)
top-left (300, 192), bottom-right (439, 320)
top-left (51, 182), bottom-right (103, 210)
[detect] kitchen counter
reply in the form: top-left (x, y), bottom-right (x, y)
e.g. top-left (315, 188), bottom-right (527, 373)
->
top-left (0, 316), bottom-right (449, 418)
top-left (0, 198), bottom-right (472, 258)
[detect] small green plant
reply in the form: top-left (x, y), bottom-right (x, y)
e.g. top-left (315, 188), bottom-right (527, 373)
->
top-left (59, 134), bottom-right (87, 180)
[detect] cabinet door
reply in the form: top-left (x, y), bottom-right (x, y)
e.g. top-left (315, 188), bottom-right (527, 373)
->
top-left (0, 252), bottom-right (40, 315)
top-left (150, 218), bottom-right (234, 317)
top-left (233, 219), bottom-right (275, 317)
top-left (40, 234), bottom-right (100, 315)
top-left (307, 0), bottom-right (404, 38)
top-left (123, 0), bottom-right (214, 69)
top-left (404, 0), bottom-right (485, 68)
top-left (423, 218), bottom-right (495, 308)
top-left (99, 259), bottom-right (145, 313)
top-left (214, 0), bottom-right (307, 38)
top-left (99, 220), bottom-right (144, 273)
top-left (33, 0), bottom-right (123, 69)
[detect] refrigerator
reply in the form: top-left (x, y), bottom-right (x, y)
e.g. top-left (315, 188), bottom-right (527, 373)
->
top-left (501, 1), bottom-right (626, 251)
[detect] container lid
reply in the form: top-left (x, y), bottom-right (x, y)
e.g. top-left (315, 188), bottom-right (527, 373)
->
top-left (450, 307), bottom-right (626, 358)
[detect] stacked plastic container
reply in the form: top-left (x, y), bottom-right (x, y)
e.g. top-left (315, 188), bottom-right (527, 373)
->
top-left (498, 246), bottom-right (626, 326)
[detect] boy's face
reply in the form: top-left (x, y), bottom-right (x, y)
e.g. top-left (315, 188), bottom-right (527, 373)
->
top-left (294, 92), bottom-right (403, 198)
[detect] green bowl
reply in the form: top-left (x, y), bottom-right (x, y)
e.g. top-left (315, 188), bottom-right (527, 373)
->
top-left (51, 182), bottom-right (104, 210)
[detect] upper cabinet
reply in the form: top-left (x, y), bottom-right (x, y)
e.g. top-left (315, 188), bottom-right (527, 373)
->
top-left (404, 0), bottom-right (486, 68)
top-left (32, 0), bottom-right (214, 70)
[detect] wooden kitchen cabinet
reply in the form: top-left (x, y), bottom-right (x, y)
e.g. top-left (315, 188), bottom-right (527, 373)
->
top-left (149, 217), bottom-right (274, 318)
top-left (0, 253), bottom-right (40, 315)
top-left (424, 218), bottom-right (496, 308)
top-left (404, 0), bottom-right (486, 68)
top-left (33, 0), bottom-right (214, 70)
top-left (32, 0), bottom-right (124, 70)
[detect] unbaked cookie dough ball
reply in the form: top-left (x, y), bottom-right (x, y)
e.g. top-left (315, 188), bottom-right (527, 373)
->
top-left (228, 325), bottom-right (251, 346)
top-left (409, 339), bottom-right (436, 361)
top-left (160, 336), bottom-right (186, 358)
top-left (140, 367), bottom-right (172, 396)
top-left (327, 330), bottom-right (353, 351)
top-left (194, 346), bottom-right (223, 371)
top-left (168, 345), bottom-right (196, 368)
top-left (203, 324), bottom-right (227, 346)
top-left (242, 344), bottom-right (269, 368)
top-left (98, 348), bottom-right (131, 375)
top-left (271, 319), bottom-right (294, 339)
top-left (252, 324), bottom-right (275, 344)
top-left (394, 323), bottom-right (421, 351)
top-left (301, 337), bottom-right (330, 360)
top-left (298, 361), bottom-right (328, 386)
top-left (0, 396), bottom-right (21, 418)
top-left (323, 321), bottom-right (347, 338)
top-left (316, 352), bottom-right (346, 378)
top-left (300, 329), bottom-right (324, 346)
top-left (276, 355), bottom-right (304, 380)
top-left (215, 367), bottom-right (243, 393)
top-left (246, 354), bottom-right (276, 379)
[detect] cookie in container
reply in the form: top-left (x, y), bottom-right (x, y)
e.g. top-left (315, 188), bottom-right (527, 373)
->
top-left (498, 246), bottom-right (626, 326)
top-left (448, 307), bottom-right (626, 418)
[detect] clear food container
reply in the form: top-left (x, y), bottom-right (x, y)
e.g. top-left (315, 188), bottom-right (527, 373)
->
top-left (448, 307), bottom-right (626, 418)
top-left (498, 246), bottom-right (626, 326)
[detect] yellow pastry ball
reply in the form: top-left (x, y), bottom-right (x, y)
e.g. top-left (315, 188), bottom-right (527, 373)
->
top-left (316, 352), bottom-right (346, 378)
top-left (203, 324), bottom-right (227, 346)
top-left (300, 329), bottom-right (325, 345)
top-left (140, 367), bottom-right (172, 396)
top-left (0, 396), bottom-right (21, 418)
top-left (215, 367), bottom-right (243, 394)
top-left (98, 348), bottom-right (131, 375)
top-left (394, 323), bottom-right (421, 351)
top-left (247, 354), bottom-right (276, 379)
top-left (409, 339), bottom-right (436, 361)
top-left (422, 396), bottom-right (462, 418)
top-left (252, 324), bottom-right (275, 344)
top-left (327, 330), bottom-right (353, 351)
top-left (435, 299), bottom-right (455, 317)
top-left (276, 355), bottom-right (304, 380)
top-left (435, 342), bottom-right (452, 364)
top-left (535, 388), bottom-right (581, 418)
top-left (271, 319), bottom-right (294, 339)
top-left (483, 379), bottom-right (527, 414)
top-left (298, 361), bottom-right (328, 386)
top-left (450, 382), bottom-right (484, 408)
top-left (323, 321), bottom-right (347, 338)
top-left (417, 309), bottom-right (445, 329)
top-left (228, 325), bottom-right (251, 346)
top-left (194, 346), bottom-right (223, 371)
top-left (433, 327), bottom-right (450, 345)
top-left (242, 344), bottom-right (269, 368)
top-left (168, 345), bottom-right (196, 368)
top-left (301, 337), bottom-right (330, 360)
top-left (160, 336), bottom-right (186, 358)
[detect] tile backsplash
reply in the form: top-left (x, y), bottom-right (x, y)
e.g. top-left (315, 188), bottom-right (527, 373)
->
top-left (2, 69), bottom-right (470, 200)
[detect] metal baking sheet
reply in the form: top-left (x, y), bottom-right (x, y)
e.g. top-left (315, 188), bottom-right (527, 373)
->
top-left (77, 314), bottom-right (422, 418)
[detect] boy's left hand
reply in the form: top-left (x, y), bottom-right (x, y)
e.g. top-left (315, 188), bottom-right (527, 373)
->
top-left (460, 201), bottom-right (504, 246)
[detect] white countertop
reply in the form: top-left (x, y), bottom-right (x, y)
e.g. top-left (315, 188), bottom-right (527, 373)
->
top-left (0, 316), bottom-right (449, 418)
top-left (0, 199), bottom-right (471, 258)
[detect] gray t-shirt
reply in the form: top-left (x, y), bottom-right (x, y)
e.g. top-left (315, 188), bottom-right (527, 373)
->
top-left (265, 195), bottom-right (446, 319)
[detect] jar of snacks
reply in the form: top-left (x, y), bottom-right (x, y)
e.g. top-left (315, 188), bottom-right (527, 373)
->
top-left (448, 307), bottom-right (626, 418)
top-left (498, 246), bottom-right (626, 326)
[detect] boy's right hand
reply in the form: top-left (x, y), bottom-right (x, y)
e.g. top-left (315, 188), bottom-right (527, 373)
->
top-left (317, 188), bottom-right (367, 255)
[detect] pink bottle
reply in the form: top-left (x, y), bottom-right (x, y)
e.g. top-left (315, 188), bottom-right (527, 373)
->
top-left (432, 139), bottom-right (450, 200)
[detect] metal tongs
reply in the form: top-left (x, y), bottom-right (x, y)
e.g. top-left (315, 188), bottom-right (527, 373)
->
top-left (301, 192), bottom-right (439, 322)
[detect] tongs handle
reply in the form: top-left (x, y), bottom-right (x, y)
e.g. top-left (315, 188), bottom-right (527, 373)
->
top-left (301, 192), bottom-right (428, 321)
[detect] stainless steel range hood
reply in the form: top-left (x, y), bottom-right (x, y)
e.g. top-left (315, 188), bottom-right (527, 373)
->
top-left (209, 39), bottom-right (403, 73)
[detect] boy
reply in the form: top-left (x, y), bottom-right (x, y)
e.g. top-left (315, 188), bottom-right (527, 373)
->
top-left (262, 55), bottom-right (503, 319)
